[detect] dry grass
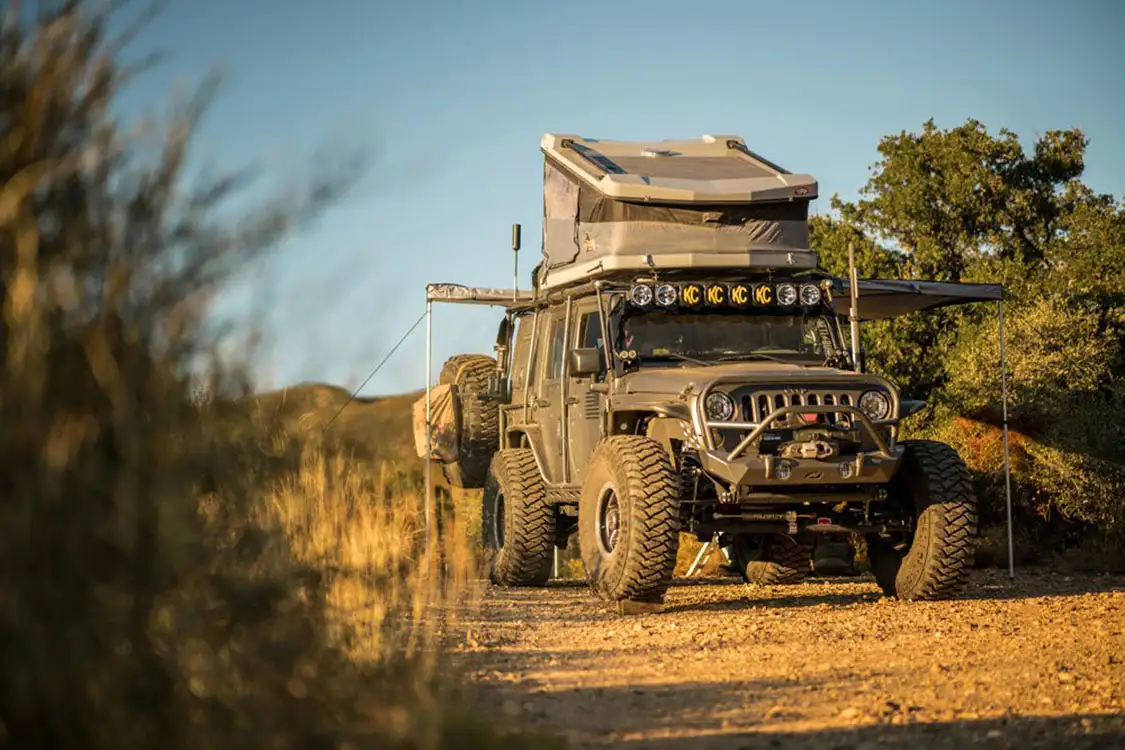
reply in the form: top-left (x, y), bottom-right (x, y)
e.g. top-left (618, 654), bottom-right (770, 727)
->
top-left (0, 4), bottom-right (554, 746)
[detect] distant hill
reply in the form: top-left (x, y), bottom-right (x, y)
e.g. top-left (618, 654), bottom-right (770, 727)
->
top-left (246, 383), bottom-right (426, 474)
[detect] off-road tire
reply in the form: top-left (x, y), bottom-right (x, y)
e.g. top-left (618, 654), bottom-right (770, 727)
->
top-left (579, 436), bottom-right (681, 605)
top-left (732, 533), bottom-right (811, 585)
top-left (813, 536), bottom-right (859, 577)
top-left (481, 449), bottom-right (553, 587)
top-left (438, 354), bottom-right (500, 490)
top-left (866, 439), bottom-right (978, 601)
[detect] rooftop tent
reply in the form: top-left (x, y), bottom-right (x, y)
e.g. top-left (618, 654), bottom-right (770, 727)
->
top-left (540, 134), bottom-right (820, 291)
top-left (831, 279), bottom-right (1004, 320)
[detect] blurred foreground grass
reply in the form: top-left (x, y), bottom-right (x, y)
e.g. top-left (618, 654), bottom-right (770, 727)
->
top-left (0, 4), bottom-right (557, 747)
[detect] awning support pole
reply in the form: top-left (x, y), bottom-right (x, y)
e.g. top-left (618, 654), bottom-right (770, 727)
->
top-left (999, 298), bottom-right (1014, 579)
top-left (425, 297), bottom-right (434, 573)
top-left (848, 243), bottom-right (862, 373)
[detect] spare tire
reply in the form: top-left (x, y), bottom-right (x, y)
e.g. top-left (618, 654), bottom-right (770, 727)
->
top-left (438, 354), bottom-right (501, 489)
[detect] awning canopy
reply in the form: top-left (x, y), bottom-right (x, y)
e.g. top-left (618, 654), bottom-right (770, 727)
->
top-left (831, 279), bottom-right (1004, 320)
top-left (426, 283), bottom-right (534, 307)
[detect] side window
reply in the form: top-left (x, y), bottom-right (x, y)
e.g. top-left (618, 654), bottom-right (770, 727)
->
top-left (578, 311), bottom-right (603, 349)
top-left (545, 316), bottom-right (565, 380)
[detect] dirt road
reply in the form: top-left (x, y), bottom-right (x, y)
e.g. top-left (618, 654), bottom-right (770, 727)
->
top-left (454, 569), bottom-right (1125, 749)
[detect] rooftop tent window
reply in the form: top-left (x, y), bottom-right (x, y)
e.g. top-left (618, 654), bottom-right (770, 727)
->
top-left (543, 161), bottom-right (580, 268)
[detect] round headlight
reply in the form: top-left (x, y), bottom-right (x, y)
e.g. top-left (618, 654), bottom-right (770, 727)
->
top-left (799, 283), bottom-right (822, 306)
top-left (775, 460), bottom-right (794, 481)
top-left (858, 390), bottom-right (891, 421)
top-left (776, 283), bottom-right (798, 306)
top-left (629, 284), bottom-right (654, 307)
top-left (655, 283), bottom-right (678, 307)
top-left (704, 391), bottom-right (736, 422)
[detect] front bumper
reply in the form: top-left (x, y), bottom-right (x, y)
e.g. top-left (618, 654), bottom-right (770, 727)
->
top-left (693, 401), bottom-right (905, 489)
top-left (698, 443), bottom-right (904, 487)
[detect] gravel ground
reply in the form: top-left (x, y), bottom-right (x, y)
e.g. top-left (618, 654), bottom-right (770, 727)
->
top-left (453, 569), bottom-right (1125, 749)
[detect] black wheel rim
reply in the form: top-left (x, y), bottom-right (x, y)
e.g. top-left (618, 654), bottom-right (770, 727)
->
top-left (596, 485), bottom-right (621, 554)
top-left (494, 492), bottom-right (505, 549)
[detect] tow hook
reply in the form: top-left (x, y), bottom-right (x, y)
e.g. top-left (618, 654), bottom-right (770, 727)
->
top-left (786, 510), bottom-right (798, 535)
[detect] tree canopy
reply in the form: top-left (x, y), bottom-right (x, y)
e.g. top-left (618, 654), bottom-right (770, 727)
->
top-left (813, 117), bottom-right (1125, 539)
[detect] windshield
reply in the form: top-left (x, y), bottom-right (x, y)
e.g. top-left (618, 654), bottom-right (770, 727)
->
top-left (616, 310), bottom-right (840, 365)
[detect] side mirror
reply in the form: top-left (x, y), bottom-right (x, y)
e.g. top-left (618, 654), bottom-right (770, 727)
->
top-left (568, 347), bottom-right (602, 377)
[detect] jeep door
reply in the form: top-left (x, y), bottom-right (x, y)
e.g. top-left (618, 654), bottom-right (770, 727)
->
top-left (533, 307), bottom-right (568, 484)
top-left (566, 301), bottom-right (606, 484)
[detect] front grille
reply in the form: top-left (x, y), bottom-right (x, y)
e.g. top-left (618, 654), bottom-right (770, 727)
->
top-left (739, 389), bottom-right (860, 425)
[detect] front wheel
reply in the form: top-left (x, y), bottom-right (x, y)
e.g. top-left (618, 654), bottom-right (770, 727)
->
top-left (578, 436), bottom-right (681, 605)
top-left (866, 440), bottom-right (978, 601)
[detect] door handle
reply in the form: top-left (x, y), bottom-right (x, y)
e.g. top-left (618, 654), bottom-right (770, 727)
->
top-left (565, 396), bottom-right (579, 405)
top-left (535, 397), bottom-right (550, 407)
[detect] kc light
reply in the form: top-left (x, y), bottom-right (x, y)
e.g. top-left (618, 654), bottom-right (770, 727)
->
top-left (705, 283), bottom-right (727, 306)
top-left (858, 390), bottom-right (891, 421)
top-left (730, 283), bottom-right (752, 308)
top-left (629, 284), bottom-right (654, 307)
top-left (799, 283), bottom-right (822, 306)
top-left (776, 283), bottom-right (798, 306)
top-left (704, 391), bottom-right (736, 422)
top-left (681, 283), bottom-right (704, 307)
top-left (655, 283), bottom-right (678, 307)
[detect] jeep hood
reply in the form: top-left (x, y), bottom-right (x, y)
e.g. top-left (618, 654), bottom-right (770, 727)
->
top-left (618, 362), bottom-right (876, 395)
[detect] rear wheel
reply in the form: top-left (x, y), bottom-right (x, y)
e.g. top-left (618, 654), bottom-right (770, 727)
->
top-left (866, 440), bottom-right (978, 600)
top-left (813, 536), bottom-right (859, 577)
top-left (481, 449), bottom-right (554, 587)
top-left (438, 354), bottom-right (500, 489)
top-left (579, 436), bottom-right (681, 605)
top-left (730, 533), bottom-right (811, 585)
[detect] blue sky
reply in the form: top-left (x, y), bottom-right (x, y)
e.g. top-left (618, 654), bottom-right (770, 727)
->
top-left (119, 0), bottom-right (1125, 396)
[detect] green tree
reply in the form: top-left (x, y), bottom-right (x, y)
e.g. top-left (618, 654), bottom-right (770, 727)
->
top-left (817, 117), bottom-right (1125, 549)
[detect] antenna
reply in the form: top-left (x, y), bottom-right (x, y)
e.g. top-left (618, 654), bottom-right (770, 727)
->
top-left (848, 242), bottom-right (862, 373)
top-left (511, 223), bottom-right (521, 302)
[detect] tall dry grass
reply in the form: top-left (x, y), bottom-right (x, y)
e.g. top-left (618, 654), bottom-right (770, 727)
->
top-left (0, 4), bottom-right (554, 749)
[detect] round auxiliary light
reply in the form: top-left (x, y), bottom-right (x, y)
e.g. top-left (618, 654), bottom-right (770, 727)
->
top-left (704, 391), bottom-right (736, 422)
top-left (655, 283), bottom-right (678, 307)
top-left (837, 461), bottom-right (856, 479)
top-left (858, 390), bottom-right (891, 421)
top-left (776, 283), bottom-right (798, 306)
top-left (629, 284), bottom-right (654, 307)
top-left (799, 283), bottom-right (822, 306)
top-left (705, 283), bottom-right (727, 306)
top-left (730, 283), bottom-right (752, 308)
top-left (775, 460), bottom-right (794, 481)
top-left (680, 283), bottom-right (704, 307)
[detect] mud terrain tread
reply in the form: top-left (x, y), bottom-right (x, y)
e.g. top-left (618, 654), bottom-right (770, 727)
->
top-left (438, 354), bottom-right (500, 489)
top-left (580, 436), bottom-right (681, 604)
top-left (873, 439), bottom-right (978, 601)
top-left (744, 535), bottom-right (811, 586)
top-left (484, 449), bottom-right (554, 587)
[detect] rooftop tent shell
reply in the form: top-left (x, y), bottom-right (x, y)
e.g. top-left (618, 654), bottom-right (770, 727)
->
top-left (539, 133), bottom-right (821, 291)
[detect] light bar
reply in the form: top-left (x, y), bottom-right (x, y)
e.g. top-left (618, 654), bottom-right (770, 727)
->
top-left (625, 279), bottom-right (831, 309)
